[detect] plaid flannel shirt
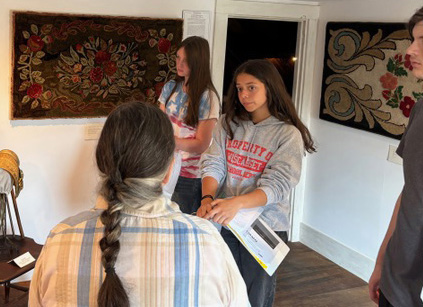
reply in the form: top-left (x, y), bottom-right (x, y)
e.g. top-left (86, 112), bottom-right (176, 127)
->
top-left (29, 196), bottom-right (249, 307)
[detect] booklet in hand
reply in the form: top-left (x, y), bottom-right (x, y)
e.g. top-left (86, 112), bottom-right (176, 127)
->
top-left (228, 207), bottom-right (290, 276)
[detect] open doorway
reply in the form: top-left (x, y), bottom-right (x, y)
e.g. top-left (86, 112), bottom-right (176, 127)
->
top-left (222, 18), bottom-right (298, 105)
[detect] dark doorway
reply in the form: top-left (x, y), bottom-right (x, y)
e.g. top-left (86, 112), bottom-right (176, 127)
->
top-left (223, 18), bottom-right (298, 104)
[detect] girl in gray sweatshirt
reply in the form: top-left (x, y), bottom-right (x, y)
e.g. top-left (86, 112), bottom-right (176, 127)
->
top-left (198, 59), bottom-right (315, 307)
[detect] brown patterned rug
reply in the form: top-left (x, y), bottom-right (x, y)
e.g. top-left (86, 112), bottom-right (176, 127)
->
top-left (11, 12), bottom-right (183, 119)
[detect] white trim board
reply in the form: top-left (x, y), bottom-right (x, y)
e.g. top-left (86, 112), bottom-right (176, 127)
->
top-left (300, 222), bottom-right (375, 282)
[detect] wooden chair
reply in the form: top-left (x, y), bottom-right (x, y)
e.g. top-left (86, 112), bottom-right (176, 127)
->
top-left (0, 235), bottom-right (42, 304)
top-left (0, 150), bottom-right (43, 304)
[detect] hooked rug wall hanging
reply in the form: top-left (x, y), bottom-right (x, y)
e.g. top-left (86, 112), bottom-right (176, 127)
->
top-left (11, 11), bottom-right (183, 119)
top-left (320, 22), bottom-right (419, 139)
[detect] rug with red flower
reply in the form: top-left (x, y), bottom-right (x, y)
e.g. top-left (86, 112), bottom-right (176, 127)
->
top-left (11, 12), bottom-right (183, 119)
top-left (320, 22), bottom-right (421, 139)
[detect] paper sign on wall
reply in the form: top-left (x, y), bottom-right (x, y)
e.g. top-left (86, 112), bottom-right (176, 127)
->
top-left (182, 10), bottom-right (211, 43)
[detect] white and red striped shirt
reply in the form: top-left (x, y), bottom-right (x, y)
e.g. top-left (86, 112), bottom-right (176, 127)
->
top-left (159, 80), bottom-right (220, 178)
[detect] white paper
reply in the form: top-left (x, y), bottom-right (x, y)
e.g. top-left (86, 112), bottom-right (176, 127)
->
top-left (228, 208), bottom-right (290, 276)
top-left (209, 203), bottom-right (263, 232)
top-left (229, 207), bottom-right (263, 233)
top-left (182, 10), bottom-right (211, 42)
top-left (8, 251), bottom-right (35, 268)
top-left (163, 151), bottom-right (182, 198)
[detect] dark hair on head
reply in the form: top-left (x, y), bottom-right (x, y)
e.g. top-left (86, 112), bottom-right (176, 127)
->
top-left (224, 59), bottom-right (316, 153)
top-left (408, 6), bottom-right (423, 38)
top-left (95, 101), bottom-right (175, 307)
top-left (169, 36), bottom-right (219, 127)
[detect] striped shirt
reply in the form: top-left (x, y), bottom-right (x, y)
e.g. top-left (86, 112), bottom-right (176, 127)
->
top-left (29, 196), bottom-right (249, 307)
top-left (159, 80), bottom-right (220, 179)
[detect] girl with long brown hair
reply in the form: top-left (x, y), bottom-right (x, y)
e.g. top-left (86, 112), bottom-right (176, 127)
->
top-left (159, 36), bottom-right (220, 214)
top-left (199, 59), bottom-right (315, 307)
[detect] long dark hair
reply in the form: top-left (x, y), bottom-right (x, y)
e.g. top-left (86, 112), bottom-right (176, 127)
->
top-left (224, 59), bottom-right (316, 153)
top-left (408, 6), bottom-right (423, 37)
top-left (170, 36), bottom-right (219, 127)
top-left (95, 101), bottom-right (175, 307)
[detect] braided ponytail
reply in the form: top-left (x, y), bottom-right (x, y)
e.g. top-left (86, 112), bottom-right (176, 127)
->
top-left (95, 101), bottom-right (175, 306)
top-left (97, 177), bottom-right (128, 307)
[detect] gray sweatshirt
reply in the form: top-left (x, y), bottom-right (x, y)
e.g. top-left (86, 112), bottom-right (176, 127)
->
top-left (201, 115), bottom-right (304, 231)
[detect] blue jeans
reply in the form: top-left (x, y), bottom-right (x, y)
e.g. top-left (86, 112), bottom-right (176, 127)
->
top-left (171, 176), bottom-right (201, 214)
top-left (221, 227), bottom-right (288, 307)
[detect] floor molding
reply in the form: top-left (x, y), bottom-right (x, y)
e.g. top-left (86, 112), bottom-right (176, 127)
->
top-left (299, 222), bottom-right (374, 282)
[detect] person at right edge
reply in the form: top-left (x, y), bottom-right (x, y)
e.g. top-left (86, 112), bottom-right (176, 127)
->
top-left (368, 7), bottom-right (423, 307)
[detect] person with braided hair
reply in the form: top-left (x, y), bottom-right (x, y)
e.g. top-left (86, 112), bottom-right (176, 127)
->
top-left (29, 101), bottom-right (249, 307)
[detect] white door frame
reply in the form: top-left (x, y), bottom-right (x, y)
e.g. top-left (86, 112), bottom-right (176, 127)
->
top-left (211, 0), bottom-right (320, 241)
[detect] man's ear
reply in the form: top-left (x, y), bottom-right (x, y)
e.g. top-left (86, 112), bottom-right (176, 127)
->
top-left (162, 157), bottom-right (175, 185)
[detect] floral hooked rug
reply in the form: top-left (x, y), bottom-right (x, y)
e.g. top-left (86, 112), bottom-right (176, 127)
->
top-left (11, 12), bottom-right (183, 119)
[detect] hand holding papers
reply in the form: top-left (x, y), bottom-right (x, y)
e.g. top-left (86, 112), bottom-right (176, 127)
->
top-left (227, 207), bottom-right (290, 276)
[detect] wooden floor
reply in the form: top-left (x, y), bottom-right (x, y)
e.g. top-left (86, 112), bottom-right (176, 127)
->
top-left (1, 242), bottom-right (373, 306)
top-left (275, 242), bottom-right (373, 307)
top-left (0, 281), bottom-right (29, 307)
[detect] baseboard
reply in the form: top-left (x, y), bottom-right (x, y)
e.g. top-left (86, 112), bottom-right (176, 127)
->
top-left (299, 222), bottom-right (374, 282)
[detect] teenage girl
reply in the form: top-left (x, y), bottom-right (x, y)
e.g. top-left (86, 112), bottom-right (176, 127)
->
top-left (159, 36), bottom-right (220, 214)
top-left (198, 59), bottom-right (316, 307)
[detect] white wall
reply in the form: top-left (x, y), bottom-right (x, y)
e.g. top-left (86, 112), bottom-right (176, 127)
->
top-left (301, 0), bottom-right (422, 280)
top-left (0, 0), bottom-right (216, 246)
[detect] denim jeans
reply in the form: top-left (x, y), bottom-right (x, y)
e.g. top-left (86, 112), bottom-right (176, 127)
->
top-left (171, 176), bottom-right (202, 214)
top-left (221, 227), bottom-right (288, 307)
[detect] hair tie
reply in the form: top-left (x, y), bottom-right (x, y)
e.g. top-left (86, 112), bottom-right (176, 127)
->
top-left (105, 267), bottom-right (115, 274)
